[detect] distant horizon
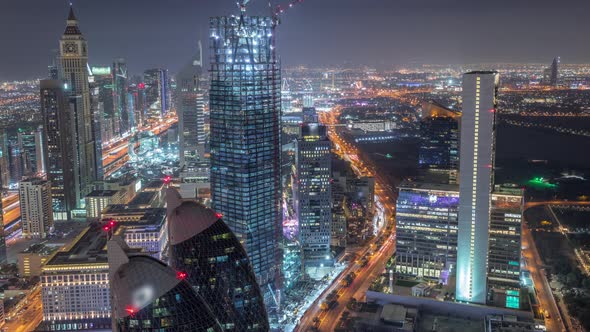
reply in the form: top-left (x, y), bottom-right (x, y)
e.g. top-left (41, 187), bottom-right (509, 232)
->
top-left (1, 0), bottom-right (589, 81)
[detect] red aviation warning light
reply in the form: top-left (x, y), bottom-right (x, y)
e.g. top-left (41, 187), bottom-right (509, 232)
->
top-left (163, 176), bottom-right (172, 184)
top-left (176, 271), bottom-right (188, 280)
top-left (125, 306), bottom-right (137, 316)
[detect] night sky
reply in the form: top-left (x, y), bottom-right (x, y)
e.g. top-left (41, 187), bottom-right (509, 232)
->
top-left (1, 0), bottom-right (589, 80)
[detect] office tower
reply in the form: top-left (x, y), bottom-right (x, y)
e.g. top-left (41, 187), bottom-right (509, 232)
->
top-left (281, 78), bottom-right (293, 113)
top-left (303, 94), bottom-right (315, 108)
top-left (550, 56), bottom-right (560, 87)
top-left (488, 185), bottom-right (523, 309)
top-left (113, 58), bottom-right (129, 135)
top-left (0, 191), bottom-right (6, 263)
top-left (85, 189), bottom-right (123, 220)
top-left (89, 84), bottom-right (105, 181)
top-left (144, 68), bottom-right (169, 119)
top-left (48, 65), bottom-right (59, 80)
top-left (395, 182), bottom-right (458, 283)
top-left (210, 12), bottom-right (282, 301)
top-left (456, 71), bottom-right (499, 305)
top-left (419, 101), bottom-right (460, 184)
top-left (177, 41), bottom-right (206, 167)
top-left (108, 239), bottom-right (223, 332)
top-left (293, 123), bottom-right (333, 268)
top-left (90, 66), bottom-right (115, 143)
top-left (302, 107), bottom-right (319, 123)
top-left (133, 82), bottom-right (147, 128)
top-left (17, 127), bottom-right (45, 176)
top-left (19, 178), bottom-right (54, 239)
top-left (57, 6), bottom-right (100, 214)
top-left (0, 129), bottom-right (8, 190)
top-left (41, 225), bottom-right (112, 331)
top-left (167, 188), bottom-right (270, 330)
top-left (40, 79), bottom-right (76, 221)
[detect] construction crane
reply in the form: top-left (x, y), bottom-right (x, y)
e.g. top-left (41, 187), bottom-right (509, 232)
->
top-left (270, 0), bottom-right (305, 26)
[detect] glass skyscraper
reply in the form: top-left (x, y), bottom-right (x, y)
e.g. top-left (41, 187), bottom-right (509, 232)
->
top-left (167, 188), bottom-right (269, 331)
top-left (395, 182), bottom-right (459, 283)
top-left (293, 122), bottom-right (333, 268)
top-left (109, 239), bottom-right (224, 332)
top-left (419, 101), bottom-right (460, 184)
top-left (456, 71), bottom-right (499, 304)
top-left (209, 12), bottom-right (282, 303)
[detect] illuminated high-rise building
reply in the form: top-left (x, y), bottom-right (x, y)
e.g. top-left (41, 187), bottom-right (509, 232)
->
top-left (17, 126), bottom-right (45, 176)
top-left (395, 182), bottom-right (458, 283)
top-left (293, 122), bottom-right (333, 268)
top-left (167, 188), bottom-right (270, 331)
top-left (456, 71), bottom-right (499, 305)
top-left (419, 101), bottom-right (460, 184)
top-left (113, 58), bottom-right (129, 135)
top-left (57, 6), bottom-right (100, 216)
top-left (90, 66), bottom-right (115, 143)
top-left (144, 68), bottom-right (169, 119)
top-left (488, 185), bottom-right (523, 309)
top-left (550, 56), bottom-right (560, 87)
top-left (41, 79), bottom-right (76, 220)
top-left (0, 189), bottom-right (6, 263)
top-left (19, 178), bottom-right (54, 239)
top-left (0, 129), bottom-right (8, 191)
top-left (177, 41), bottom-right (206, 167)
top-left (209, 8), bottom-right (282, 303)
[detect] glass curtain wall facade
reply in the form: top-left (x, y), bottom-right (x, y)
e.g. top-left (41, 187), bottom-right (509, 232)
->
top-left (110, 241), bottom-right (223, 332)
top-left (209, 14), bottom-right (282, 301)
top-left (41, 79), bottom-right (76, 221)
top-left (167, 190), bottom-right (269, 331)
top-left (395, 182), bottom-right (459, 283)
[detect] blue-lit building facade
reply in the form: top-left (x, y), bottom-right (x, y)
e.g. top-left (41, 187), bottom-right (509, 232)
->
top-left (167, 189), bottom-right (269, 331)
top-left (395, 182), bottom-right (458, 283)
top-left (209, 13), bottom-right (282, 303)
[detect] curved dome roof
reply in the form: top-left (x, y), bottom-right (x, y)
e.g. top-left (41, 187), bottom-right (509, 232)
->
top-left (112, 256), bottom-right (180, 318)
top-left (168, 200), bottom-right (220, 245)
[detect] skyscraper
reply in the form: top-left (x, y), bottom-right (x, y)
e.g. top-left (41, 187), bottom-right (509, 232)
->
top-left (293, 122), bottom-right (333, 268)
top-left (209, 9), bottom-right (282, 303)
top-left (108, 238), bottom-right (224, 332)
top-left (456, 71), bottom-right (499, 304)
top-left (419, 101), bottom-right (460, 184)
top-left (0, 129), bottom-right (8, 191)
top-left (167, 188), bottom-right (270, 330)
top-left (17, 127), bottom-right (45, 176)
top-left (488, 185), bottom-right (523, 309)
top-left (40, 79), bottom-right (75, 221)
top-left (90, 66), bottom-right (115, 143)
top-left (550, 56), bottom-right (560, 87)
top-left (395, 181), bottom-right (458, 283)
top-left (144, 68), bottom-right (169, 119)
top-left (19, 178), bottom-right (54, 239)
top-left (57, 6), bottom-right (100, 215)
top-left (177, 42), bottom-right (206, 167)
top-left (113, 58), bottom-right (129, 135)
top-left (0, 189), bottom-right (6, 263)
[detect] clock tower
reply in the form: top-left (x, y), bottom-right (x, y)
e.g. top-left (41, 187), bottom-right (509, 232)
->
top-left (54, 5), bottom-right (99, 219)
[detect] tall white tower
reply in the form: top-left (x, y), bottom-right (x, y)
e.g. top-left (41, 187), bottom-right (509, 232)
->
top-left (456, 71), bottom-right (499, 304)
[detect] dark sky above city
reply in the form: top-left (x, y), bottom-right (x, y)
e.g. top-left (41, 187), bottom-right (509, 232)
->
top-left (1, 0), bottom-right (589, 80)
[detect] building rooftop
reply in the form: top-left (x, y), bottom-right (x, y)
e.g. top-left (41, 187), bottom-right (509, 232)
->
top-left (129, 192), bottom-right (157, 206)
top-left (44, 224), bottom-right (109, 268)
top-left (86, 190), bottom-right (120, 198)
top-left (20, 243), bottom-right (57, 256)
top-left (399, 180), bottom-right (459, 192)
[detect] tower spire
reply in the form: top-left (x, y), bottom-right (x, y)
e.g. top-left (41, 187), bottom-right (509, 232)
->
top-left (67, 5), bottom-right (77, 22)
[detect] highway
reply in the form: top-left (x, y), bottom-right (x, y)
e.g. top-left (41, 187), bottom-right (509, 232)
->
top-left (296, 106), bottom-right (397, 331)
top-left (2, 192), bottom-right (20, 226)
top-left (522, 220), bottom-right (566, 332)
top-left (4, 285), bottom-right (43, 332)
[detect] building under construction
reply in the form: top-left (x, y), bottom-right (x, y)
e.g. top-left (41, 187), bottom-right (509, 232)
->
top-left (209, 5), bottom-right (282, 308)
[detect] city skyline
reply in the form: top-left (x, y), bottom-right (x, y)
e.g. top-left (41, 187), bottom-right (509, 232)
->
top-left (2, 0), bottom-right (590, 80)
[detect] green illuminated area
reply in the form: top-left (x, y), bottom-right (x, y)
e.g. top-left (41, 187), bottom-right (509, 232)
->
top-left (506, 289), bottom-right (520, 309)
top-left (527, 177), bottom-right (557, 189)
